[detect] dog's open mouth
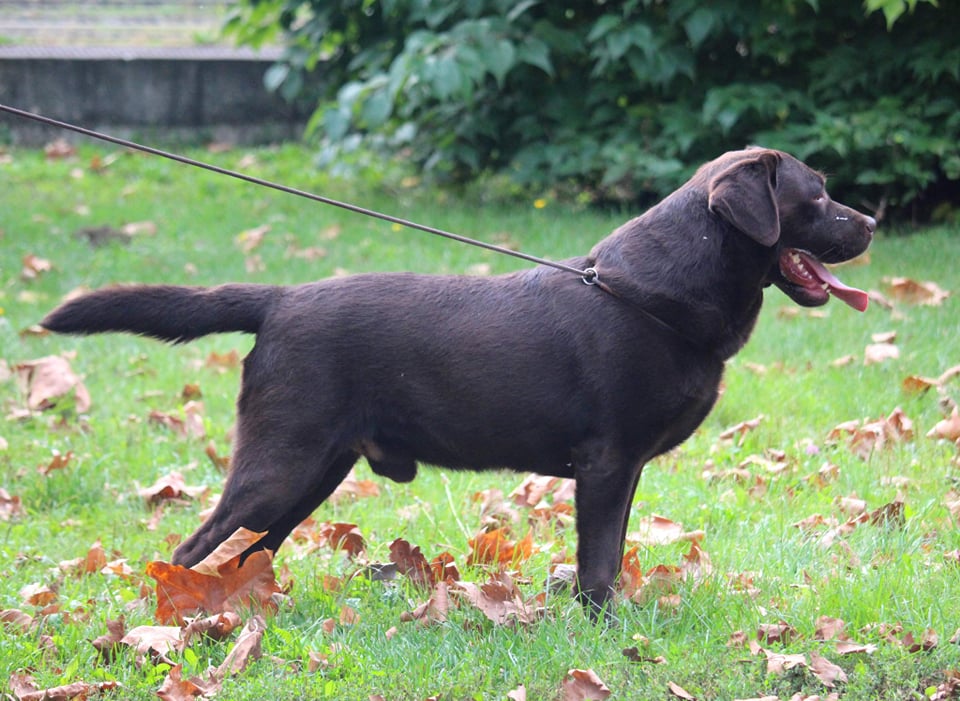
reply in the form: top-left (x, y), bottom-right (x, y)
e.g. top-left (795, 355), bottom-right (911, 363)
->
top-left (778, 248), bottom-right (869, 312)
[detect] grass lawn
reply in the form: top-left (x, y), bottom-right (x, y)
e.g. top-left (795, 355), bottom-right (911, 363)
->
top-left (1, 142), bottom-right (959, 700)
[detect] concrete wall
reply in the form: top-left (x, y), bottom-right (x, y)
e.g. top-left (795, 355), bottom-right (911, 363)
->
top-left (0, 47), bottom-right (315, 145)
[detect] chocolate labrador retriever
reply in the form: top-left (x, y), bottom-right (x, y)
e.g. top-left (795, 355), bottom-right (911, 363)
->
top-left (42, 148), bottom-right (874, 617)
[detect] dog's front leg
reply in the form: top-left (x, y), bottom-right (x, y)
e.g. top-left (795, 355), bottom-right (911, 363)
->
top-left (573, 447), bottom-right (644, 621)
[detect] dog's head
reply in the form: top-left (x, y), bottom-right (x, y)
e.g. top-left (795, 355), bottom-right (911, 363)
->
top-left (706, 148), bottom-right (875, 311)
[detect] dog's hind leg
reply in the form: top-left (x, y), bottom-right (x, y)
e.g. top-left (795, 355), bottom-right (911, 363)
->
top-left (172, 440), bottom-right (358, 567)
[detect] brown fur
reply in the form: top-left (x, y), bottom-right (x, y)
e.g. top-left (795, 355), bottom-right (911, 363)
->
top-left (42, 149), bottom-right (874, 617)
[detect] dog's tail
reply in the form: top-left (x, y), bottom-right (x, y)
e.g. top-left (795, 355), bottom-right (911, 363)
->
top-left (41, 284), bottom-right (280, 344)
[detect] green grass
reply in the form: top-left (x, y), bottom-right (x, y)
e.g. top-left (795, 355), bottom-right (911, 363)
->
top-left (2, 143), bottom-right (960, 700)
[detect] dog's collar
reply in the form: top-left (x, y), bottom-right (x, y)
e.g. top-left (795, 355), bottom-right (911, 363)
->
top-left (583, 268), bottom-right (715, 355)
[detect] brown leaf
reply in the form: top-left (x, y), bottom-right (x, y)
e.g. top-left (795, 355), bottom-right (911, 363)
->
top-left (928, 407), bottom-right (960, 442)
top-left (156, 664), bottom-right (217, 701)
top-left (864, 342), bottom-right (900, 365)
top-left (120, 624), bottom-right (182, 659)
top-left (560, 669), bottom-right (611, 701)
top-left (667, 681), bottom-right (697, 700)
top-left (453, 572), bottom-right (538, 626)
top-left (506, 684), bottom-right (527, 701)
top-left (190, 528), bottom-right (267, 576)
top-left (205, 350), bottom-right (241, 372)
top-left (808, 650), bottom-right (848, 687)
top-left (400, 581), bottom-right (451, 626)
top-left (44, 139), bottom-right (76, 159)
top-left (21, 253), bottom-right (52, 280)
top-left (181, 611), bottom-right (242, 645)
top-left (138, 471), bottom-right (208, 506)
top-left (20, 582), bottom-right (57, 607)
top-left (15, 355), bottom-right (91, 413)
top-left (757, 621), bottom-right (797, 645)
top-left (0, 488), bottom-right (25, 520)
top-left (204, 441), bottom-right (230, 472)
top-left (762, 648), bottom-right (807, 674)
top-left (0, 608), bottom-right (34, 633)
top-left (91, 616), bottom-right (126, 661)
top-left (509, 474), bottom-right (575, 506)
top-left (814, 616), bottom-right (846, 641)
top-left (389, 538), bottom-right (435, 590)
top-left (827, 408), bottom-right (914, 459)
top-left (9, 676), bottom-right (121, 701)
top-left (148, 401), bottom-right (206, 439)
top-left (883, 276), bottom-right (950, 306)
top-left (835, 640), bottom-right (877, 655)
top-left (235, 224), bottom-right (270, 253)
top-left (718, 415), bottom-right (764, 444)
top-left (329, 469), bottom-right (380, 503)
top-left (627, 514), bottom-right (704, 546)
top-left (215, 615), bottom-right (265, 678)
top-left (38, 450), bottom-right (73, 476)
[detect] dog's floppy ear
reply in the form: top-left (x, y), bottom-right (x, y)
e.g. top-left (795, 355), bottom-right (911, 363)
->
top-left (708, 151), bottom-right (781, 246)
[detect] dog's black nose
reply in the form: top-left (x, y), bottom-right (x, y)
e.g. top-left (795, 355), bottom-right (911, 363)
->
top-left (864, 215), bottom-right (877, 234)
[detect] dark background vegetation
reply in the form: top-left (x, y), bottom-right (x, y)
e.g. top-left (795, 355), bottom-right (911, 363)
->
top-left (225, 0), bottom-right (959, 222)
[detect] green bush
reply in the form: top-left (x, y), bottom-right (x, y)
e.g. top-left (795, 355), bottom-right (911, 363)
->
top-left (226, 0), bottom-right (959, 220)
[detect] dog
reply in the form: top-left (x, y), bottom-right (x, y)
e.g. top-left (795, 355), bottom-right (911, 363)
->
top-left (42, 148), bottom-right (875, 617)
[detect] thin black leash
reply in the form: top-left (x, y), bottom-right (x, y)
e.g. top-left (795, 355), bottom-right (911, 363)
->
top-left (0, 103), bottom-right (599, 284)
top-left (0, 103), bottom-right (706, 349)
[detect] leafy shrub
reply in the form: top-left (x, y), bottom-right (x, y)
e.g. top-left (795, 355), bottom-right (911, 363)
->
top-left (226, 0), bottom-right (958, 220)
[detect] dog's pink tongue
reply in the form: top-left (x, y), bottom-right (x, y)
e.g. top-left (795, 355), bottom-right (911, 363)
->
top-left (780, 249), bottom-right (870, 312)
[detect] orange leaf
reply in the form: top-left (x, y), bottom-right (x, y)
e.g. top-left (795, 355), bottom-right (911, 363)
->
top-left (147, 550), bottom-right (279, 625)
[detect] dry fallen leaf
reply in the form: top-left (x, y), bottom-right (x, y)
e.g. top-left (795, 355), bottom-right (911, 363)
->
top-left (467, 527), bottom-right (533, 566)
top-left (808, 650), bottom-right (849, 687)
top-left (401, 580), bottom-right (451, 626)
top-left (156, 664), bottom-right (218, 701)
top-left (148, 401), bottom-right (206, 440)
top-left (560, 669), bottom-right (611, 701)
top-left (864, 342), bottom-right (900, 365)
top-left (235, 224), bottom-right (270, 253)
top-left (883, 276), bottom-right (950, 306)
top-left (668, 681), bottom-right (696, 700)
top-left (6, 673), bottom-right (121, 701)
top-left (15, 355), bottom-right (91, 413)
top-left (718, 415), bottom-right (764, 444)
top-left (928, 408), bottom-right (960, 442)
top-left (0, 488), bottom-right (25, 521)
top-left (453, 572), bottom-right (539, 626)
top-left (21, 253), bottom-right (52, 280)
top-left (626, 514), bottom-right (704, 547)
top-left (389, 538), bottom-right (435, 590)
top-left (215, 615), bottom-right (265, 677)
top-left (509, 474), bottom-right (576, 506)
top-left (138, 471), bottom-right (208, 506)
top-left (147, 539), bottom-right (280, 625)
top-left (329, 469), bottom-right (381, 504)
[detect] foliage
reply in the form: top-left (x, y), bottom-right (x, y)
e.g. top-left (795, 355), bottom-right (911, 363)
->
top-left (225, 0), bottom-right (958, 219)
